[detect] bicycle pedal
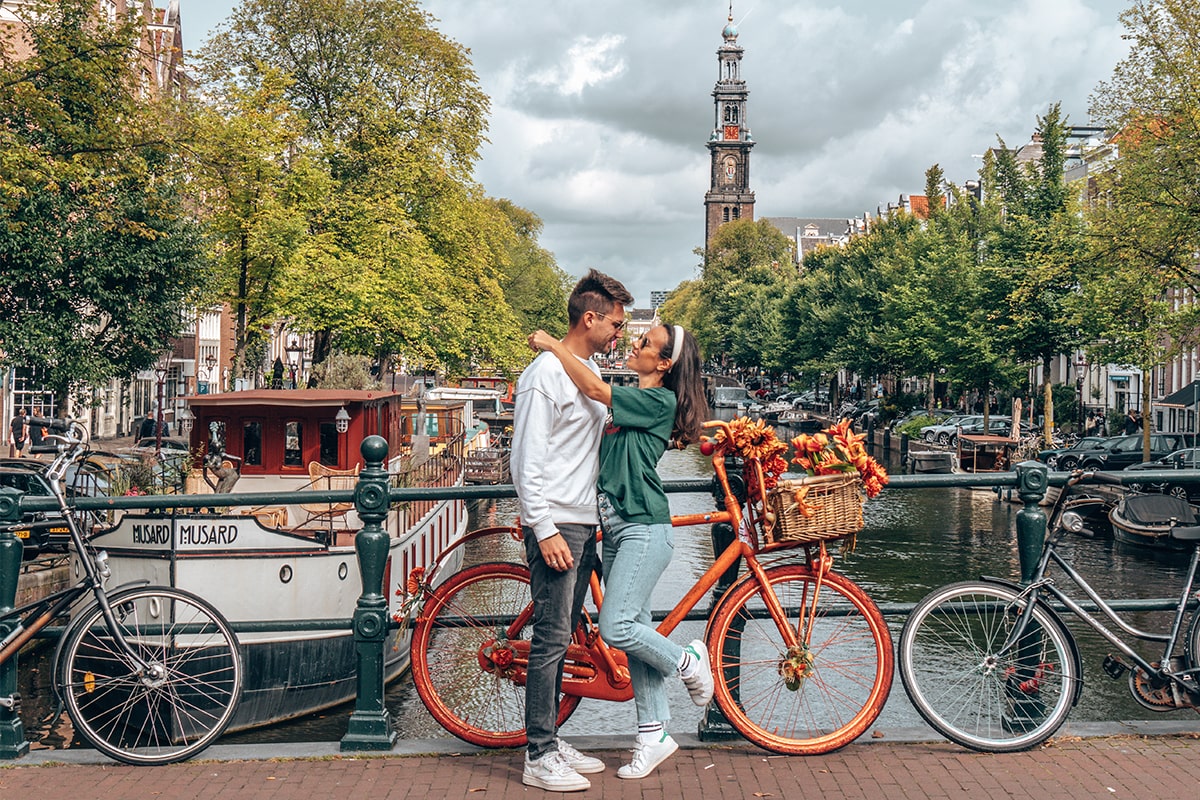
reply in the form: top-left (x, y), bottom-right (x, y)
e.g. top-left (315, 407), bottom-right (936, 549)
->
top-left (1102, 654), bottom-right (1129, 679)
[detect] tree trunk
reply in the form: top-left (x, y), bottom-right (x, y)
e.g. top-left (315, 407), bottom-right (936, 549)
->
top-left (1143, 370), bottom-right (1153, 461)
top-left (1043, 357), bottom-right (1054, 447)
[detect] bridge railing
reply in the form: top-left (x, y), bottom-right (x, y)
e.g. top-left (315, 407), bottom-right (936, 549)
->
top-left (3, 435), bottom-right (1198, 758)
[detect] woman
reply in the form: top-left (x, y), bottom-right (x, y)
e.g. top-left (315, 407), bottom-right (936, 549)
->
top-left (529, 323), bottom-right (710, 780)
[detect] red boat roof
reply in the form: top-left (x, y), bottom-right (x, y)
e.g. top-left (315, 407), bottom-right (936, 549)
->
top-left (186, 389), bottom-right (406, 409)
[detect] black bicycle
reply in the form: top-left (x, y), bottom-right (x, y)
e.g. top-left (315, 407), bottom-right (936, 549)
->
top-left (0, 418), bottom-right (242, 764)
top-left (898, 470), bottom-right (1200, 752)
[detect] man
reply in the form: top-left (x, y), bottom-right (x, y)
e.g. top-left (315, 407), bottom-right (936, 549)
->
top-left (511, 269), bottom-right (633, 792)
top-left (8, 407), bottom-right (26, 457)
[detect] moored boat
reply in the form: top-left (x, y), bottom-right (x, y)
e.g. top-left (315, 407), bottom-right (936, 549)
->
top-left (907, 450), bottom-right (957, 474)
top-left (77, 389), bottom-right (471, 733)
top-left (1108, 493), bottom-right (1195, 552)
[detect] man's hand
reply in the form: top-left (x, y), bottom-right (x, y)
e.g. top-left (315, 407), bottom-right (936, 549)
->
top-left (538, 532), bottom-right (574, 572)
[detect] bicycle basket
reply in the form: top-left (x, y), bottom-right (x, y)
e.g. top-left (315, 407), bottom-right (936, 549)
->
top-left (766, 473), bottom-right (865, 546)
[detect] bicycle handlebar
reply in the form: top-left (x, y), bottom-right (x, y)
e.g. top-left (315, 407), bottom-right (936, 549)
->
top-left (27, 416), bottom-right (71, 434)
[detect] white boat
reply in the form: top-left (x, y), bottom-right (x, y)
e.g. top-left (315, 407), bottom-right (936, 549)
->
top-left (79, 389), bottom-right (471, 733)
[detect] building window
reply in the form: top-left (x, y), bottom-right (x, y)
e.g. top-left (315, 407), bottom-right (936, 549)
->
top-left (732, 207), bottom-right (740, 220)
top-left (722, 207), bottom-right (730, 222)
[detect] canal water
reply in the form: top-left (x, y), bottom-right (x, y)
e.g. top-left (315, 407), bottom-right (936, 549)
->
top-left (14, 421), bottom-right (1200, 751)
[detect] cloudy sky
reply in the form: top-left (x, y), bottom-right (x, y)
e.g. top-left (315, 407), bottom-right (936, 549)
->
top-left (185, 1), bottom-right (1132, 306)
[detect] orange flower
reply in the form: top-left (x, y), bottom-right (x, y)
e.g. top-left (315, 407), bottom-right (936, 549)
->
top-left (405, 567), bottom-right (426, 596)
top-left (789, 417), bottom-right (889, 497)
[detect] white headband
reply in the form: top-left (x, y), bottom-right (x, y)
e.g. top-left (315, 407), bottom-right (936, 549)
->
top-left (667, 325), bottom-right (684, 371)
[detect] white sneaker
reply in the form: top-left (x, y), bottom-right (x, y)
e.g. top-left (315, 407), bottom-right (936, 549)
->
top-left (680, 639), bottom-right (714, 706)
top-left (555, 737), bottom-right (605, 774)
top-left (617, 732), bottom-right (679, 779)
top-left (522, 750), bottom-right (591, 792)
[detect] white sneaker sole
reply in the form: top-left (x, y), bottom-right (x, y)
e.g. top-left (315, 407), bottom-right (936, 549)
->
top-left (521, 773), bottom-right (591, 792)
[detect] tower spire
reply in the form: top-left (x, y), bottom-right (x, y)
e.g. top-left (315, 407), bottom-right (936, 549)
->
top-left (704, 9), bottom-right (755, 249)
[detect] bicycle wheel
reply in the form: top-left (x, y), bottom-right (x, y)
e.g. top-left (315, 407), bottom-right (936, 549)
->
top-left (898, 581), bottom-right (1078, 753)
top-left (707, 563), bottom-right (893, 755)
top-left (410, 562), bottom-right (582, 747)
top-left (59, 586), bottom-right (243, 765)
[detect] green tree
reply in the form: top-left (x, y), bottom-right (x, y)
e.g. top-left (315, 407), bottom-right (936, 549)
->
top-left (0, 0), bottom-right (205, 406)
top-left (980, 104), bottom-right (1086, 442)
top-left (696, 219), bottom-right (795, 370)
top-left (1084, 0), bottom-right (1200, 453)
top-left (196, 0), bottom-right (531, 379)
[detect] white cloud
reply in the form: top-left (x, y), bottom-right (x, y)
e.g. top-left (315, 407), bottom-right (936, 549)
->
top-left (530, 35), bottom-right (627, 96)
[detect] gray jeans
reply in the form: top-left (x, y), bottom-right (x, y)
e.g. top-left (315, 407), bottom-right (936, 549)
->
top-left (523, 522), bottom-right (599, 760)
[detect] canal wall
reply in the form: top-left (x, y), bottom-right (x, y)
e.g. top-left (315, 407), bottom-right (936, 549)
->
top-left (15, 561), bottom-right (69, 607)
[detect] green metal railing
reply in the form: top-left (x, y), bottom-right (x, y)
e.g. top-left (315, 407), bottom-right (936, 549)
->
top-left (3, 437), bottom-right (1200, 758)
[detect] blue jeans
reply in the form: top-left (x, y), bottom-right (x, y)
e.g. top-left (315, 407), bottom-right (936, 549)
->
top-left (597, 492), bottom-right (683, 726)
top-left (523, 522), bottom-right (599, 760)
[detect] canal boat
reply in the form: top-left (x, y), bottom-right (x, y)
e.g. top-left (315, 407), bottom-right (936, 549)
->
top-left (907, 449), bottom-right (957, 474)
top-left (1108, 492), bottom-right (1194, 552)
top-left (77, 389), bottom-right (472, 733)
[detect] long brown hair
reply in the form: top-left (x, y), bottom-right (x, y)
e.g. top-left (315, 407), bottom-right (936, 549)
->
top-left (659, 325), bottom-right (707, 446)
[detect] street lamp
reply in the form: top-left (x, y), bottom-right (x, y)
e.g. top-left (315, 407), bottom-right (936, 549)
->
top-left (178, 406), bottom-right (194, 436)
top-left (284, 337), bottom-right (303, 389)
top-left (205, 353), bottom-right (217, 390)
top-left (335, 406), bottom-right (351, 434)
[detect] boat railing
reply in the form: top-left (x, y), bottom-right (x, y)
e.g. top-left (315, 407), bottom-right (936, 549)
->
top-left (5, 444), bottom-right (1200, 755)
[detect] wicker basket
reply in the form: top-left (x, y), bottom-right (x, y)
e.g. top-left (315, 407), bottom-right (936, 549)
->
top-left (766, 473), bottom-right (865, 545)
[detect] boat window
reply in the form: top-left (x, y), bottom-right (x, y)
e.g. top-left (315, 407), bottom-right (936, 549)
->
top-left (284, 421), bottom-right (303, 466)
top-left (319, 421), bottom-right (338, 466)
top-left (243, 421), bottom-right (262, 466)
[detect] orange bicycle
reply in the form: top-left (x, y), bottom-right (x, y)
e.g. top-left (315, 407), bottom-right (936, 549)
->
top-left (407, 420), bottom-right (893, 755)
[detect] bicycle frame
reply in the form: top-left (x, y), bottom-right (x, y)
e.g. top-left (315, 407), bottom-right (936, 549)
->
top-left (999, 473), bottom-right (1200, 695)
top-left (1, 420), bottom-right (154, 674)
top-left (492, 419), bottom-right (830, 704)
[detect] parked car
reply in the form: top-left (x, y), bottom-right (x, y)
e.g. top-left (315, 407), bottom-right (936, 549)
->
top-left (919, 414), bottom-right (981, 445)
top-left (127, 436), bottom-right (191, 457)
top-left (954, 416), bottom-right (1016, 442)
top-left (0, 459), bottom-right (70, 560)
top-left (1124, 447), bottom-right (1200, 500)
top-left (1038, 435), bottom-right (1108, 468)
top-left (1076, 433), bottom-right (1192, 471)
top-left (793, 390), bottom-right (830, 410)
top-left (889, 407), bottom-right (955, 433)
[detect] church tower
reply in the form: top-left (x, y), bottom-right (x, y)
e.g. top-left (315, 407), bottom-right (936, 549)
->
top-left (704, 9), bottom-right (755, 249)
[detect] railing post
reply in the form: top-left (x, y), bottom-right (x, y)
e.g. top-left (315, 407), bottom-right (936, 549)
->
top-left (0, 486), bottom-right (29, 759)
top-left (1014, 461), bottom-right (1049, 585)
top-left (340, 436), bottom-right (398, 751)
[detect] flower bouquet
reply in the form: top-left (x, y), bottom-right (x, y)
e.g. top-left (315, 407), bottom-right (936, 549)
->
top-left (769, 418), bottom-right (889, 546)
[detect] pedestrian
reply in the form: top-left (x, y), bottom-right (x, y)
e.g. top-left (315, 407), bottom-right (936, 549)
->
top-left (530, 322), bottom-right (711, 780)
top-left (8, 407), bottom-right (27, 457)
top-left (1123, 409), bottom-right (1141, 435)
top-left (1085, 410), bottom-right (1097, 436)
top-left (28, 407), bottom-right (45, 450)
top-left (510, 269), bottom-right (633, 792)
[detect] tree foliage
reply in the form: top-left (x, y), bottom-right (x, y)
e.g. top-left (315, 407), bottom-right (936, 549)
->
top-left (1084, 0), bottom-right (1200, 449)
top-left (194, 0), bottom-right (556, 382)
top-left (0, 0), bottom-right (205, 405)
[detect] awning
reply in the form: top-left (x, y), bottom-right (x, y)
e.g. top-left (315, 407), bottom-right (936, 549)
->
top-left (1157, 379), bottom-right (1200, 409)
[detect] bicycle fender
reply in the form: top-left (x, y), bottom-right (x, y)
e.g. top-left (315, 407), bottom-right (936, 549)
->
top-left (978, 576), bottom-right (1085, 708)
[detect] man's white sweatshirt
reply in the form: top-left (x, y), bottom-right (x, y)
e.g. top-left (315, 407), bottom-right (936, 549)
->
top-left (510, 351), bottom-right (606, 542)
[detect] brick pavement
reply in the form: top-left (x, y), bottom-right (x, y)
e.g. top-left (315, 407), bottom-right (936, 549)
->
top-left (3, 731), bottom-right (1200, 799)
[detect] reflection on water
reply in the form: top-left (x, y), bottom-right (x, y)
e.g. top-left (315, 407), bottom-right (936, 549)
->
top-left (20, 429), bottom-right (1200, 749)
